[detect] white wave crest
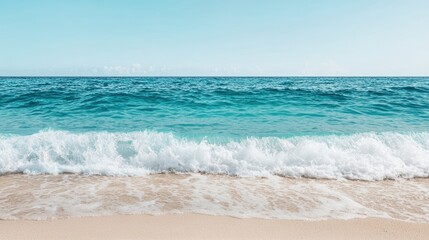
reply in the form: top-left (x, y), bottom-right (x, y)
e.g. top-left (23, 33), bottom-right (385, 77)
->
top-left (1, 131), bottom-right (428, 180)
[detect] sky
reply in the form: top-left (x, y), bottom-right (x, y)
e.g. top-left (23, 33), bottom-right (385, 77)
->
top-left (0, 0), bottom-right (428, 76)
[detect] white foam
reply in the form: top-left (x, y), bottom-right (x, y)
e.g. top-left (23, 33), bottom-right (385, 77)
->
top-left (2, 174), bottom-right (429, 222)
top-left (1, 130), bottom-right (429, 180)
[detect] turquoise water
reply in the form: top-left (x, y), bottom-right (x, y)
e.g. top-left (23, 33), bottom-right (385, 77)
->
top-left (1, 77), bottom-right (428, 138)
top-left (1, 77), bottom-right (429, 179)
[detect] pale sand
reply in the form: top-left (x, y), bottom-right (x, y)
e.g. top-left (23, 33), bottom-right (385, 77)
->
top-left (1, 214), bottom-right (429, 240)
top-left (2, 174), bottom-right (429, 221)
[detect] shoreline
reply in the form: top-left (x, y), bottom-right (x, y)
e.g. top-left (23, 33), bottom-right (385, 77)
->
top-left (2, 174), bottom-right (428, 222)
top-left (1, 214), bottom-right (429, 240)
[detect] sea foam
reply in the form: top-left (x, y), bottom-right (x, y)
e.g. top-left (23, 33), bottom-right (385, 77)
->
top-left (1, 130), bottom-right (428, 180)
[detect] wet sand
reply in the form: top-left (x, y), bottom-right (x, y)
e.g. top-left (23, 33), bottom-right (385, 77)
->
top-left (1, 174), bottom-right (428, 221)
top-left (1, 174), bottom-right (428, 239)
top-left (1, 214), bottom-right (429, 240)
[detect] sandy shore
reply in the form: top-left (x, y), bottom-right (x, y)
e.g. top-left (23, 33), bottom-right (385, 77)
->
top-left (1, 214), bottom-right (429, 240)
top-left (1, 174), bottom-right (428, 239)
top-left (2, 174), bottom-right (429, 221)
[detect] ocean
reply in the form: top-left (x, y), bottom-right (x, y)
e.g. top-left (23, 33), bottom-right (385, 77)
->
top-left (1, 77), bottom-right (428, 221)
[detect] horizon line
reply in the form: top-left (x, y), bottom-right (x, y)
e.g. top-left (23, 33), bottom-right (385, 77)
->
top-left (1, 75), bottom-right (428, 78)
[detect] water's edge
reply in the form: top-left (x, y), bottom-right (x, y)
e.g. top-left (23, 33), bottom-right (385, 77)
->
top-left (1, 174), bottom-right (428, 222)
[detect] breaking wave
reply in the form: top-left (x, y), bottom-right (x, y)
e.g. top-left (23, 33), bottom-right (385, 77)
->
top-left (1, 130), bottom-right (428, 180)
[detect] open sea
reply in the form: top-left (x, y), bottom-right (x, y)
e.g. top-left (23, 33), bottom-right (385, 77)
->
top-left (1, 77), bottom-right (428, 221)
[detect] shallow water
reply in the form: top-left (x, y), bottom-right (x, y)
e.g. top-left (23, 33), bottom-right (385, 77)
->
top-left (1, 174), bottom-right (428, 222)
top-left (1, 77), bottom-right (428, 179)
top-left (1, 77), bottom-right (428, 137)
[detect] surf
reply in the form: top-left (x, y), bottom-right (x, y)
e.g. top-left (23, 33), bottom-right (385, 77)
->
top-left (1, 130), bottom-right (428, 180)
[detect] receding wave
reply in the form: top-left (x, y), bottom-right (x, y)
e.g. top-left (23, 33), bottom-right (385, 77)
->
top-left (1, 130), bottom-right (428, 180)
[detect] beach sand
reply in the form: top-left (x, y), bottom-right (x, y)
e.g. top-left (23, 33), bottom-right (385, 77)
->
top-left (1, 174), bottom-right (428, 239)
top-left (2, 174), bottom-right (429, 222)
top-left (1, 214), bottom-right (429, 240)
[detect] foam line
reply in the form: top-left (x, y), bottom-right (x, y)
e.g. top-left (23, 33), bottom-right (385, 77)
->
top-left (1, 131), bottom-right (428, 180)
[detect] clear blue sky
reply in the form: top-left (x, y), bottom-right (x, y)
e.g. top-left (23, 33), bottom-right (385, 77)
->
top-left (0, 0), bottom-right (428, 76)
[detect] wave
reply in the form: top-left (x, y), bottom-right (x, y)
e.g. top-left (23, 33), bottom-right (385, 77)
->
top-left (1, 130), bottom-right (428, 180)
